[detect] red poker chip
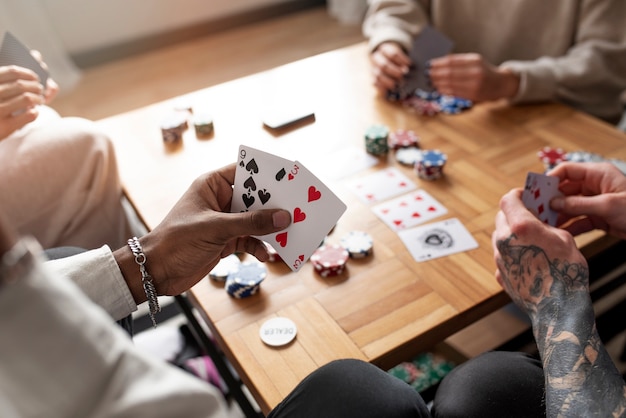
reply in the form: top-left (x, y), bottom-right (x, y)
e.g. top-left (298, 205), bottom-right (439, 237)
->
top-left (388, 129), bottom-right (420, 149)
top-left (311, 244), bottom-right (348, 276)
top-left (537, 147), bottom-right (566, 164)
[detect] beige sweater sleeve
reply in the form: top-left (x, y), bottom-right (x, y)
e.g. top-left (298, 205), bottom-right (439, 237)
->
top-left (363, 0), bottom-right (429, 52)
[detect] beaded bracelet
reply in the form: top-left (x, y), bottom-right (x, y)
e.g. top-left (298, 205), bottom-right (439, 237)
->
top-left (127, 237), bottom-right (160, 327)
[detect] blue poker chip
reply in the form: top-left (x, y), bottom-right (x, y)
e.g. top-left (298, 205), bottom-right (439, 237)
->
top-left (415, 89), bottom-right (440, 101)
top-left (565, 150), bottom-right (605, 163)
top-left (420, 150), bottom-right (447, 167)
top-left (340, 231), bottom-right (374, 258)
top-left (225, 262), bottom-right (267, 299)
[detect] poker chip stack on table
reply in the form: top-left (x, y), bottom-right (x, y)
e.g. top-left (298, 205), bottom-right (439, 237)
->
top-left (364, 124), bottom-right (390, 155)
top-left (340, 231), bottom-right (374, 259)
top-left (538, 146), bottom-right (626, 175)
top-left (310, 244), bottom-right (349, 278)
top-left (391, 88), bottom-right (473, 117)
top-left (224, 261), bottom-right (267, 299)
top-left (415, 150), bottom-right (448, 181)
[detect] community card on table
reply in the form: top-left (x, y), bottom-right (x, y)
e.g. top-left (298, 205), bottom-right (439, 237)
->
top-left (345, 167), bottom-right (417, 204)
top-left (372, 189), bottom-right (448, 232)
top-left (398, 218), bottom-right (478, 262)
top-left (521, 172), bottom-right (563, 226)
top-left (0, 31), bottom-right (49, 89)
top-left (232, 145), bottom-right (347, 272)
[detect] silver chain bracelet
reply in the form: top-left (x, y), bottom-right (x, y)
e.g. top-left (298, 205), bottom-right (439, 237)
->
top-left (127, 237), bottom-right (160, 328)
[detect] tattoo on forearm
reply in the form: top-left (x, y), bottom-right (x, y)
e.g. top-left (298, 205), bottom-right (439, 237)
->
top-left (497, 234), bottom-right (626, 417)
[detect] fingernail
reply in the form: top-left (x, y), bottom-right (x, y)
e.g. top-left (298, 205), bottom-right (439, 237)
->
top-left (273, 210), bottom-right (291, 228)
top-left (550, 197), bottom-right (564, 210)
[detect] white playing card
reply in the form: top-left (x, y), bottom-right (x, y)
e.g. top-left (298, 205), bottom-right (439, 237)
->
top-left (345, 167), bottom-right (417, 204)
top-left (231, 145), bottom-right (300, 213)
top-left (0, 32), bottom-right (49, 88)
top-left (258, 161), bottom-right (347, 272)
top-left (521, 172), bottom-right (563, 226)
top-left (372, 189), bottom-right (448, 232)
top-left (231, 145), bottom-right (347, 272)
top-left (398, 218), bottom-right (478, 262)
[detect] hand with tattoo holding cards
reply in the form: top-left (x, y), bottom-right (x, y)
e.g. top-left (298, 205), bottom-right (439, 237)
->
top-left (490, 165), bottom-right (626, 417)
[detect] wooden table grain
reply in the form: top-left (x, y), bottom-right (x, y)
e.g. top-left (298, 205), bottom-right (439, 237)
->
top-left (98, 42), bottom-right (626, 414)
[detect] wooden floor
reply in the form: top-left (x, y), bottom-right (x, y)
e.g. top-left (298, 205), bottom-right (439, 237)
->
top-left (50, 5), bottom-right (626, 375)
top-left (50, 6), bottom-right (366, 121)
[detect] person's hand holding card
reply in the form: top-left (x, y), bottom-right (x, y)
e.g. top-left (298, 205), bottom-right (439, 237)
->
top-left (232, 145), bottom-right (347, 272)
top-left (521, 172), bottom-right (563, 227)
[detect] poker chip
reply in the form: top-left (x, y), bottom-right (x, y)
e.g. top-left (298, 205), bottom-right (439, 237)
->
top-left (225, 261), bottom-right (267, 299)
top-left (395, 146), bottom-right (423, 166)
top-left (193, 113), bottom-right (214, 137)
top-left (340, 231), bottom-right (373, 259)
top-left (365, 124), bottom-right (390, 155)
top-left (538, 146), bottom-right (566, 169)
top-left (565, 150), bottom-right (605, 163)
top-left (415, 149), bottom-right (447, 180)
top-left (437, 95), bottom-right (472, 114)
top-left (263, 241), bottom-right (282, 262)
top-left (388, 129), bottom-right (420, 149)
top-left (160, 113), bottom-right (187, 144)
top-left (403, 97), bottom-right (441, 116)
top-left (310, 244), bottom-right (349, 277)
top-left (209, 254), bottom-right (241, 282)
top-left (415, 89), bottom-right (440, 101)
top-left (259, 317), bottom-right (297, 347)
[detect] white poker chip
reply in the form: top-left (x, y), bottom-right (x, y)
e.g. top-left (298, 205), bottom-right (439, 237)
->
top-left (259, 317), bottom-right (297, 347)
top-left (395, 147), bottom-right (423, 166)
top-left (341, 231), bottom-right (373, 258)
top-left (209, 254), bottom-right (241, 282)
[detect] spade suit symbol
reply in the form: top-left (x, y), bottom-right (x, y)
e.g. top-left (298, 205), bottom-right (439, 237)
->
top-left (243, 176), bottom-right (257, 191)
top-left (258, 189), bottom-right (271, 205)
top-left (246, 158), bottom-right (259, 174)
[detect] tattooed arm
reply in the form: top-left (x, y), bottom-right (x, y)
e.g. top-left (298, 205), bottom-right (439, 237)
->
top-left (493, 188), bottom-right (626, 417)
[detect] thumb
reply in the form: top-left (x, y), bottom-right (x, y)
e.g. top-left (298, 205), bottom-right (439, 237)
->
top-left (214, 209), bottom-right (291, 242)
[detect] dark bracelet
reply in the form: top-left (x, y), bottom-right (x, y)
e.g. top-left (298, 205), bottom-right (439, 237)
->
top-left (127, 237), bottom-right (160, 328)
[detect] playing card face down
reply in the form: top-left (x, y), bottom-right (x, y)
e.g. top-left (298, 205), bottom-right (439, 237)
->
top-left (521, 172), bottom-right (562, 226)
top-left (0, 32), bottom-right (49, 88)
top-left (398, 218), bottom-right (478, 262)
top-left (232, 145), bottom-right (347, 272)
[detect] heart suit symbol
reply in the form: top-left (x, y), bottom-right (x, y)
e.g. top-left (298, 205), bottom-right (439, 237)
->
top-left (276, 232), bottom-right (288, 247)
top-left (294, 208), bottom-right (306, 223)
top-left (308, 186), bottom-right (321, 202)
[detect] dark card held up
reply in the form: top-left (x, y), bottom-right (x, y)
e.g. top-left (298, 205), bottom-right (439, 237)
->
top-left (398, 25), bottom-right (454, 97)
top-left (0, 31), bottom-right (49, 89)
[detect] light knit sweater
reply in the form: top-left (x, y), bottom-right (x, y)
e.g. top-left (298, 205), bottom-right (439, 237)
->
top-left (363, 0), bottom-right (626, 121)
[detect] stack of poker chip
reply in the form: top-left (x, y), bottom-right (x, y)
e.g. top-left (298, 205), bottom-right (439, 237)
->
top-left (311, 244), bottom-right (349, 277)
top-left (403, 96), bottom-right (441, 116)
top-left (538, 146), bottom-right (566, 170)
top-left (437, 95), bottom-right (473, 114)
top-left (415, 150), bottom-right (447, 180)
top-left (193, 113), bottom-right (214, 137)
top-left (388, 129), bottom-right (420, 150)
top-left (208, 254), bottom-right (241, 282)
top-left (388, 352), bottom-right (456, 393)
top-left (160, 113), bottom-right (188, 144)
top-left (340, 231), bottom-right (373, 259)
top-left (395, 146), bottom-right (423, 166)
top-left (225, 262), bottom-right (267, 299)
top-left (364, 124), bottom-right (390, 155)
top-left (565, 150), bottom-right (605, 163)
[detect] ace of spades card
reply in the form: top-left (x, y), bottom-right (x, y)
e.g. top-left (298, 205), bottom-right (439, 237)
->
top-left (521, 172), bottom-right (563, 226)
top-left (232, 145), bottom-right (347, 272)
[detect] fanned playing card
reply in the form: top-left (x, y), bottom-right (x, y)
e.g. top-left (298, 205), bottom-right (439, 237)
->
top-left (372, 189), bottom-right (448, 232)
top-left (232, 145), bottom-right (347, 272)
top-left (345, 167), bottom-right (417, 204)
top-left (398, 218), bottom-right (478, 262)
top-left (0, 32), bottom-right (49, 88)
top-left (521, 172), bottom-right (563, 226)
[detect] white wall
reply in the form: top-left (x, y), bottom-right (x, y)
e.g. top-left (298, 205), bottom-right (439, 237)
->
top-left (40, 0), bottom-right (292, 55)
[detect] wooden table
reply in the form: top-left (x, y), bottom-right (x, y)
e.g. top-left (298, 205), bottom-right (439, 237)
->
top-left (99, 42), bottom-right (626, 415)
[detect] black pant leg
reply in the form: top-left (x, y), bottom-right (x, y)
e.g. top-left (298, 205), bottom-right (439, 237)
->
top-left (268, 358), bottom-right (431, 418)
top-left (431, 351), bottom-right (546, 418)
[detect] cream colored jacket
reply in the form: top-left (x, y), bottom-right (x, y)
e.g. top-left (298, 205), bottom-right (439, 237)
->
top-left (363, 0), bottom-right (626, 121)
